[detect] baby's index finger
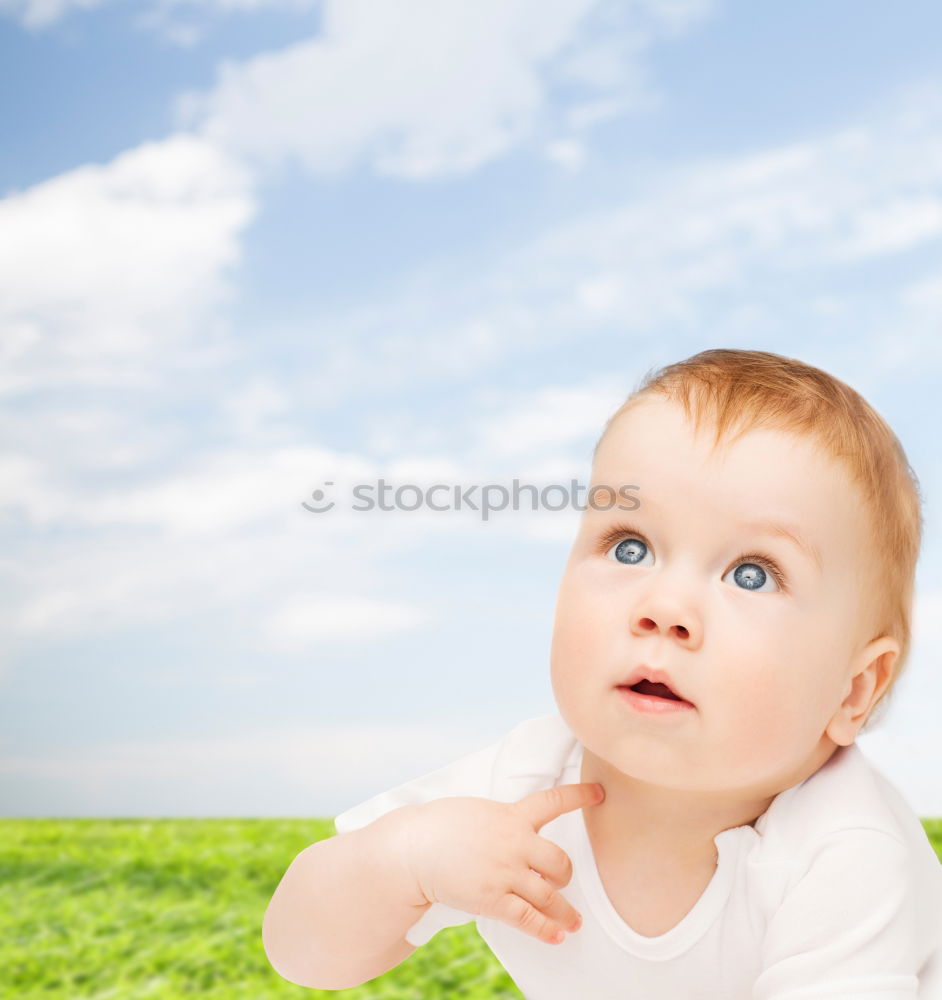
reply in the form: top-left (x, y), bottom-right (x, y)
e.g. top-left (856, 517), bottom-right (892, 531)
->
top-left (517, 782), bottom-right (605, 830)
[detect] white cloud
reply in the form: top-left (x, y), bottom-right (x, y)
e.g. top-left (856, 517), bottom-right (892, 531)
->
top-left (0, 443), bottom-right (382, 644)
top-left (576, 272), bottom-right (624, 311)
top-left (546, 138), bottom-right (588, 172)
top-left (291, 82), bottom-right (942, 404)
top-left (0, 438), bottom-right (498, 646)
top-left (903, 268), bottom-right (942, 311)
top-left (217, 376), bottom-right (292, 443)
top-left (474, 379), bottom-right (628, 458)
top-left (862, 262), bottom-right (942, 370)
top-left (3, 512), bottom-right (387, 643)
top-left (135, 0), bottom-right (320, 47)
top-left (829, 195), bottom-right (942, 261)
top-left (5, 530), bottom-right (280, 637)
top-left (0, 0), bottom-right (99, 29)
top-left (0, 399), bottom-right (591, 645)
top-left (0, 454), bottom-right (61, 524)
top-left (179, 0), bottom-right (714, 179)
top-left (0, 132), bottom-right (255, 396)
top-left (0, 415), bottom-right (594, 654)
top-left (7, 83), bottom-right (942, 662)
top-left (0, 0), bottom-right (315, 30)
top-left (163, 0), bottom-right (315, 8)
top-left (260, 594), bottom-right (431, 652)
top-left (0, 717), bottom-right (505, 816)
top-left (80, 446), bottom-right (371, 536)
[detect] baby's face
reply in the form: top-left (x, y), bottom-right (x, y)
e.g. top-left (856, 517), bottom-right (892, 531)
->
top-left (550, 395), bottom-right (877, 798)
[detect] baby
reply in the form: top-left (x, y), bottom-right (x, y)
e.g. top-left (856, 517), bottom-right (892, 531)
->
top-left (262, 348), bottom-right (942, 998)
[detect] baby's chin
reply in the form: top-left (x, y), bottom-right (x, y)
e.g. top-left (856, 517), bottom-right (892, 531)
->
top-left (577, 729), bottom-right (787, 797)
top-left (578, 732), bottom-right (694, 783)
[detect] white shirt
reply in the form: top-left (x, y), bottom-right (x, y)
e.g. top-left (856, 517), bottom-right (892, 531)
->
top-left (334, 713), bottom-right (942, 999)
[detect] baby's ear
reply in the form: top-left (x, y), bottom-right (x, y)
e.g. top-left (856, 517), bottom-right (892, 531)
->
top-left (825, 636), bottom-right (900, 746)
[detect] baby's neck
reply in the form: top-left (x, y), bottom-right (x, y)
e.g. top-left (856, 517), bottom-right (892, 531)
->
top-left (579, 739), bottom-right (840, 867)
top-left (578, 750), bottom-right (775, 869)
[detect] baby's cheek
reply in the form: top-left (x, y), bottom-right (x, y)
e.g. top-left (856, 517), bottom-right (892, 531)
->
top-left (712, 672), bottom-right (802, 768)
top-left (555, 586), bottom-right (610, 655)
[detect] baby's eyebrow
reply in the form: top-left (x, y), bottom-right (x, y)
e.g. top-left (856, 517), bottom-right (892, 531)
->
top-left (603, 491), bottom-right (823, 572)
top-left (740, 519), bottom-right (822, 572)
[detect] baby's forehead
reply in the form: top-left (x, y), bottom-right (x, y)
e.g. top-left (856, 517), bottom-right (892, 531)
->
top-left (590, 413), bottom-right (868, 552)
top-left (595, 400), bottom-right (848, 482)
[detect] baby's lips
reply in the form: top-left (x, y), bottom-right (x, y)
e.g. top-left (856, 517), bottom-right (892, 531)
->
top-left (619, 664), bottom-right (693, 704)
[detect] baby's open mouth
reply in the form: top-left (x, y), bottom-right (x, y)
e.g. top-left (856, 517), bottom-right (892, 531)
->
top-left (623, 679), bottom-right (684, 702)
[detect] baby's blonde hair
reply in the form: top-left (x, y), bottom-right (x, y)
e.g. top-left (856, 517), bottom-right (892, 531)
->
top-left (594, 348), bottom-right (924, 731)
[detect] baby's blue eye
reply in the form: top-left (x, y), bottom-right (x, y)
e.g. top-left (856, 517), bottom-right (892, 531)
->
top-left (725, 563), bottom-right (773, 592)
top-left (605, 535), bottom-right (782, 593)
top-left (612, 538), bottom-right (648, 565)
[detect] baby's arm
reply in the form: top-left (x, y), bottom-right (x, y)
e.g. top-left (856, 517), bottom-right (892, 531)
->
top-left (262, 805), bottom-right (430, 990)
top-left (262, 782), bottom-right (603, 990)
top-left (754, 828), bottom-right (938, 999)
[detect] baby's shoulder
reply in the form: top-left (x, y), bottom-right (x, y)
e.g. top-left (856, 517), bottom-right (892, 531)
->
top-left (333, 712), bottom-right (575, 835)
top-left (755, 743), bottom-right (937, 877)
top-left (487, 712), bottom-right (581, 800)
top-left (747, 745), bottom-right (942, 968)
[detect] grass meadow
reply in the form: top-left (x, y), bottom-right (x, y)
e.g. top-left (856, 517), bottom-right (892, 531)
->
top-left (2, 817), bottom-right (941, 999)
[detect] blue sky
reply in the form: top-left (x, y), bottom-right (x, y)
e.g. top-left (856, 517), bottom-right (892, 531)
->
top-left (2, 0), bottom-right (941, 819)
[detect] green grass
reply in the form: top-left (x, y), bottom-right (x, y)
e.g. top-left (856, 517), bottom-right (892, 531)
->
top-left (2, 818), bottom-right (941, 999)
top-left (0, 818), bottom-right (522, 999)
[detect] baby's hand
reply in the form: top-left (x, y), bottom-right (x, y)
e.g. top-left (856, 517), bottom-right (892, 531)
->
top-left (402, 782), bottom-right (605, 946)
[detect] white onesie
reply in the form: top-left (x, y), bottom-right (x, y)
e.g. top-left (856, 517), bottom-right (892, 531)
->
top-left (334, 713), bottom-right (942, 999)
